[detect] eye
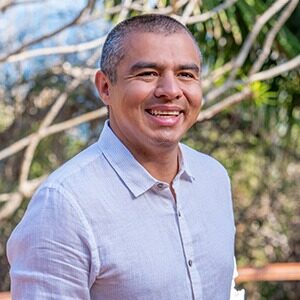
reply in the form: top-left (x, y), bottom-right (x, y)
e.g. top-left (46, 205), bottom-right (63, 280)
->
top-left (137, 71), bottom-right (158, 77)
top-left (178, 72), bottom-right (195, 79)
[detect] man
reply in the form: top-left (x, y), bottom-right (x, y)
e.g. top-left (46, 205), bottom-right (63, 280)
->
top-left (7, 14), bottom-right (242, 299)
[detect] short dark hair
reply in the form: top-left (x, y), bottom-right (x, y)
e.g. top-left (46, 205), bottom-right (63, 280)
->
top-left (100, 14), bottom-right (201, 84)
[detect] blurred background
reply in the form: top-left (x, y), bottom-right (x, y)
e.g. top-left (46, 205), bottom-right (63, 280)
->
top-left (0, 0), bottom-right (299, 299)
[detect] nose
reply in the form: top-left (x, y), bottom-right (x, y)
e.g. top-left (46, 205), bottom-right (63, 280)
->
top-left (154, 72), bottom-right (183, 100)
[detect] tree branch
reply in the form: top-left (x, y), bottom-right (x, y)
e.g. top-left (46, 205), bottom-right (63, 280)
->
top-left (203, 54), bottom-right (300, 104)
top-left (0, 175), bottom-right (46, 220)
top-left (118, 0), bottom-right (132, 22)
top-left (249, 54), bottom-right (300, 82)
top-left (204, 0), bottom-right (290, 103)
top-left (230, 0), bottom-right (290, 79)
top-left (198, 88), bottom-right (252, 122)
top-left (0, 192), bottom-right (23, 220)
top-left (3, 35), bottom-right (106, 64)
top-left (1, 0), bottom-right (41, 13)
top-left (0, 108), bottom-right (107, 161)
top-left (249, 0), bottom-right (299, 75)
top-left (186, 0), bottom-right (238, 24)
top-left (1, 55), bottom-right (298, 163)
top-left (19, 78), bottom-right (82, 185)
top-left (180, 0), bottom-right (198, 24)
top-left (202, 62), bottom-right (233, 90)
top-left (0, 0), bottom-right (96, 63)
top-left (0, 0), bottom-right (14, 12)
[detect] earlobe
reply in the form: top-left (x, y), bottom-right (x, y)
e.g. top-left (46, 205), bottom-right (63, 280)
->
top-left (95, 71), bottom-right (111, 105)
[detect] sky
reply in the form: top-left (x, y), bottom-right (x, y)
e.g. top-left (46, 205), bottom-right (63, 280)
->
top-left (0, 0), bottom-right (108, 84)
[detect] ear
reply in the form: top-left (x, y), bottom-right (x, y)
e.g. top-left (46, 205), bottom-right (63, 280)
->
top-left (95, 70), bottom-right (112, 105)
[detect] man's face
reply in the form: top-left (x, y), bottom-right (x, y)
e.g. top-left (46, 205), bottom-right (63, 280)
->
top-left (96, 31), bottom-right (202, 154)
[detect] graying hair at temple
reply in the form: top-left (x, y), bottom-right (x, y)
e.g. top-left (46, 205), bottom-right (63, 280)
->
top-left (100, 14), bottom-right (202, 84)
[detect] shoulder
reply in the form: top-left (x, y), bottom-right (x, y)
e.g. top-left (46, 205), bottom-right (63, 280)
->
top-left (9, 145), bottom-right (101, 252)
top-left (40, 142), bottom-right (104, 190)
top-left (26, 141), bottom-right (109, 215)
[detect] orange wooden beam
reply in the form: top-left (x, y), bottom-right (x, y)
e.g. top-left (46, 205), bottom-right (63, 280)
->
top-left (236, 263), bottom-right (300, 283)
top-left (0, 292), bottom-right (10, 300)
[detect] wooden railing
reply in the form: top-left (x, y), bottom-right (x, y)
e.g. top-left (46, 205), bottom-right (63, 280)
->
top-left (236, 262), bottom-right (300, 283)
top-left (0, 293), bottom-right (10, 300)
top-left (1, 263), bottom-right (300, 299)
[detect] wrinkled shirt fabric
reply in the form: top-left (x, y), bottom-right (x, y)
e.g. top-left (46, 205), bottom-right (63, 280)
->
top-left (8, 121), bottom-right (236, 300)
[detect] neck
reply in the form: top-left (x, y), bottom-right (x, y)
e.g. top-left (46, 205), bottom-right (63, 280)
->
top-left (107, 121), bottom-right (180, 184)
top-left (129, 144), bottom-right (180, 184)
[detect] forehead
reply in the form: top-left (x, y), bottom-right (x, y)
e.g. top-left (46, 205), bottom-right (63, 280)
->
top-left (121, 31), bottom-right (200, 68)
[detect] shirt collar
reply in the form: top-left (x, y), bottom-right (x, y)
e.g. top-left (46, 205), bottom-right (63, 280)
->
top-left (177, 144), bottom-right (195, 182)
top-left (97, 121), bottom-right (194, 198)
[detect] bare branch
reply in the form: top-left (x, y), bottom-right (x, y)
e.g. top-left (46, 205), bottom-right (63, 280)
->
top-left (45, 107), bottom-right (107, 137)
top-left (1, 0), bottom-right (41, 13)
top-left (4, 35), bottom-right (106, 64)
top-left (0, 193), bottom-right (12, 202)
top-left (0, 0), bottom-right (194, 64)
top-left (1, 49), bottom-right (102, 162)
top-left (249, 0), bottom-right (299, 75)
top-left (0, 134), bottom-right (34, 161)
top-left (0, 106), bottom-right (107, 220)
top-left (19, 79), bottom-right (82, 185)
top-left (19, 175), bottom-right (48, 198)
top-left (0, 193), bottom-right (22, 220)
top-left (0, 0), bottom-right (96, 63)
top-left (204, 80), bottom-right (235, 103)
top-left (186, 0), bottom-right (238, 24)
top-left (118, 0), bottom-right (132, 22)
top-left (56, 64), bottom-right (97, 81)
top-left (0, 108), bottom-right (107, 161)
top-left (198, 88), bottom-right (252, 122)
top-left (230, 0), bottom-right (290, 79)
top-left (249, 54), bottom-right (300, 83)
top-left (204, 54), bottom-right (300, 103)
top-left (0, 175), bottom-right (46, 220)
top-left (0, 0), bottom-right (14, 12)
top-left (204, 0), bottom-right (290, 103)
top-left (180, 0), bottom-right (198, 24)
top-left (202, 62), bottom-right (233, 90)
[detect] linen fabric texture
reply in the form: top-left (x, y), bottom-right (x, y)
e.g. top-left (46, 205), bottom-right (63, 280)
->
top-left (7, 121), bottom-right (235, 300)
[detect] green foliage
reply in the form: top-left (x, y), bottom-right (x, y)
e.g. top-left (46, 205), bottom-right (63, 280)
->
top-left (250, 81), bottom-right (278, 106)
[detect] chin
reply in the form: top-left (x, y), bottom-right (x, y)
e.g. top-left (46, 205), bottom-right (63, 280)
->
top-left (151, 135), bottom-right (182, 147)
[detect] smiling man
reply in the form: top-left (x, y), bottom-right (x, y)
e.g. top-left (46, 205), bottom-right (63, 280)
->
top-left (7, 14), bottom-right (242, 300)
top-left (95, 25), bottom-right (202, 187)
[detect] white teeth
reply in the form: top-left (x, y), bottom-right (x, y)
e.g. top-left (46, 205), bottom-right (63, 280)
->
top-left (149, 110), bottom-right (181, 116)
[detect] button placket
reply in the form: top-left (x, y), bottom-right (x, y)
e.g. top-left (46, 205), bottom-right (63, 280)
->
top-left (175, 197), bottom-right (203, 299)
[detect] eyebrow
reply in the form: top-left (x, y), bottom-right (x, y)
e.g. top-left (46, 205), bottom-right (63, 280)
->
top-left (129, 62), bottom-right (159, 73)
top-left (129, 62), bottom-right (200, 74)
top-left (178, 63), bottom-right (200, 74)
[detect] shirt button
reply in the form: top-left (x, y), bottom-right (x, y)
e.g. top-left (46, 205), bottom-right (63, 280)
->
top-left (157, 183), bottom-right (164, 189)
top-left (188, 260), bottom-right (193, 267)
top-left (178, 211), bottom-right (181, 217)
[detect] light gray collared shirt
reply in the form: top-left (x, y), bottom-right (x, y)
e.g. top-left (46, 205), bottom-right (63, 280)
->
top-left (7, 121), bottom-right (236, 299)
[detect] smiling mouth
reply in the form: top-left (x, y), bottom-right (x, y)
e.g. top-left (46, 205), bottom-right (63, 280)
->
top-left (146, 109), bottom-right (183, 117)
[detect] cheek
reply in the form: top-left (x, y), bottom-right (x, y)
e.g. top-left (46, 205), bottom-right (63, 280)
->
top-left (123, 83), bottom-right (154, 106)
top-left (185, 87), bottom-right (202, 108)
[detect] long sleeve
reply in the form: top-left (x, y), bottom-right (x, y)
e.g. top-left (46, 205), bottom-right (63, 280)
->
top-left (7, 186), bottom-right (99, 300)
